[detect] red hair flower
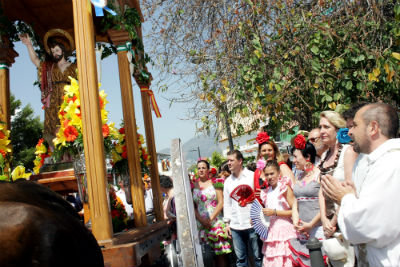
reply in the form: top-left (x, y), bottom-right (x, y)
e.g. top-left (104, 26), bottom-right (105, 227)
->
top-left (294, 134), bottom-right (306, 150)
top-left (210, 168), bottom-right (217, 175)
top-left (256, 132), bottom-right (270, 144)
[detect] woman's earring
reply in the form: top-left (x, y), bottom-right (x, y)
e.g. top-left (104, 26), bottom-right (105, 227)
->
top-left (305, 161), bottom-right (313, 172)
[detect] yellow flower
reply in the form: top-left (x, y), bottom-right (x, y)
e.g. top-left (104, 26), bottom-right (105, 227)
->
top-left (11, 165), bottom-right (31, 180)
top-left (35, 144), bottom-right (47, 155)
top-left (111, 150), bottom-right (123, 163)
top-left (115, 143), bottom-right (124, 154)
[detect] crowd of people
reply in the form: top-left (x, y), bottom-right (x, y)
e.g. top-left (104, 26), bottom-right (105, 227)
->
top-left (161, 102), bottom-right (400, 267)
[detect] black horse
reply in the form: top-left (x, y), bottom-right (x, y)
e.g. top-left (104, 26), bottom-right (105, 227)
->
top-left (0, 180), bottom-right (104, 267)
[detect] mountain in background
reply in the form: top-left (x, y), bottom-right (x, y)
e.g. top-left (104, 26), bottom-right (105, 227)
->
top-left (158, 134), bottom-right (222, 164)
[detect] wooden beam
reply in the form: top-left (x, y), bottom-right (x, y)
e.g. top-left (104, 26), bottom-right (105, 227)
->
top-left (72, 0), bottom-right (112, 243)
top-left (139, 88), bottom-right (163, 222)
top-left (0, 37), bottom-right (18, 129)
top-left (116, 49), bottom-right (147, 227)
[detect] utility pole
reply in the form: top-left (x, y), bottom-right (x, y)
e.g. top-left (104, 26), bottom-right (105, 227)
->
top-left (197, 146), bottom-right (201, 159)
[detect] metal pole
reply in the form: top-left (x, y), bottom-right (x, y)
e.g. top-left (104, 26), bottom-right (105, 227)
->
top-left (197, 146), bottom-right (201, 159)
top-left (306, 238), bottom-right (325, 267)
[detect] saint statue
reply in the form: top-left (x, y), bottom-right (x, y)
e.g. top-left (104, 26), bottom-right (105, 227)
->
top-left (20, 29), bottom-right (77, 149)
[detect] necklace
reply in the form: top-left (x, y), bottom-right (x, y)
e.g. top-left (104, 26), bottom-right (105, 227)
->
top-left (319, 143), bottom-right (342, 175)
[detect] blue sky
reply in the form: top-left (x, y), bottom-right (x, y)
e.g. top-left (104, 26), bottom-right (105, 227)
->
top-left (9, 41), bottom-right (197, 151)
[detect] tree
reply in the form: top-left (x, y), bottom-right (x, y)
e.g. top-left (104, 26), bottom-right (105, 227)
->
top-left (10, 95), bottom-right (43, 171)
top-left (143, 0), bottom-right (400, 138)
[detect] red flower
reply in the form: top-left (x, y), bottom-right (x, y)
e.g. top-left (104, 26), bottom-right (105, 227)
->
top-left (67, 95), bottom-right (77, 103)
top-left (0, 131), bottom-right (5, 139)
top-left (111, 209), bottom-right (119, 218)
top-left (63, 119), bottom-right (70, 128)
top-left (122, 145), bottom-right (127, 159)
top-left (37, 138), bottom-right (44, 146)
top-left (210, 168), bottom-right (217, 175)
top-left (64, 125), bottom-right (79, 142)
top-left (102, 124), bottom-right (110, 138)
top-left (294, 134), bottom-right (306, 150)
top-left (119, 127), bottom-right (125, 134)
top-left (256, 132), bottom-right (270, 144)
top-left (99, 98), bottom-right (104, 109)
top-left (0, 149), bottom-right (6, 158)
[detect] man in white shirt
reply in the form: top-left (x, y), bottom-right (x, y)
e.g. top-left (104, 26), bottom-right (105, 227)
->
top-left (223, 150), bottom-right (262, 267)
top-left (321, 103), bottom-right (400, 267)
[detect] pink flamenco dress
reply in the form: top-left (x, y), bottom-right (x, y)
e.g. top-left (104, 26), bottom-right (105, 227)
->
top-left (192, 177), bottom-right (232, 255)
top-left (260, 176), bottom-right (297, 267)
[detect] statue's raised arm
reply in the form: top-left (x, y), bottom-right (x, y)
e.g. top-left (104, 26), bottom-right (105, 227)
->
top-left (19, 33), bottom-right (40, 68)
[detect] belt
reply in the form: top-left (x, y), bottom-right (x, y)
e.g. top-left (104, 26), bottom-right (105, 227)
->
top-left (296, 197), bottom-right (319, 201)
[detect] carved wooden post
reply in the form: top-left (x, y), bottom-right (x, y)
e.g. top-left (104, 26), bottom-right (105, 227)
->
top-left (0, 37), bottom-right (18, 128)
top-left (136, 80), bottom-right (164, 222)
top-left (72, 0), bottom-right (113, 243)
top-left (108, 29), bottom-right (147, 227)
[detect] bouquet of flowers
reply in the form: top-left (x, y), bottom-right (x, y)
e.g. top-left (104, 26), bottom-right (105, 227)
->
top-left (53, 77), bottom-right (119, 159)
top-left (109, 186), bottom-right (128, 232)
top-left (0, 121), bottom-right (12, 181)
top-left (33, 138), bottom-right (51, 174)
top-left (110, 126), bottom-right (151, 175)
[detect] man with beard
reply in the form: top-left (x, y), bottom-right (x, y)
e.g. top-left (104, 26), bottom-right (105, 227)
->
top-left (321, 103), bottom-right (400, 267)
top-left (20, 29), bottom-right (77, 149)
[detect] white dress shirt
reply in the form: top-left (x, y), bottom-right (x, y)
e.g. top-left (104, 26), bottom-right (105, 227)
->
top-left (223, 168), bottom-right (254, 230)
top-left (338, 138), bottom-right (400, 267)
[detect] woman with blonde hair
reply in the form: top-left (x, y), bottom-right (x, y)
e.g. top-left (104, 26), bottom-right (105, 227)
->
top-left (318, 111), bottom-right (358, 238)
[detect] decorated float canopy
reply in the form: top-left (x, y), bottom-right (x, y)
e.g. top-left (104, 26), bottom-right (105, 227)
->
top-left (0, 0), bottom-right (144, 44)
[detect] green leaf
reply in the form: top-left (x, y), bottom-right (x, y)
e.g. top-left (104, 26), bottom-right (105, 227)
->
top-left (345, 81), bottom-right (353, 90)
top-left (325, 95), bottom-right (333, 102)
top-left (310, 46), bottom-right (319, 55)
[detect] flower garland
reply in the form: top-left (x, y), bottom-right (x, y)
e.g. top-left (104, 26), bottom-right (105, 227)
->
top-left (0, 121), bottom-right (12, 181)
top-left (110, 126), bottom-right (151, 175)
top-left (33, 138), bottom-right (51, 174)
top-left (109, 187), bottom-right (128, 232)
top-left (53, 77), bottom-right (119, 159)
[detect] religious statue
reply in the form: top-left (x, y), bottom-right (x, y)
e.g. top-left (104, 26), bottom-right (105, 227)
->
top-left (20, 29), bottom-right (77, 149)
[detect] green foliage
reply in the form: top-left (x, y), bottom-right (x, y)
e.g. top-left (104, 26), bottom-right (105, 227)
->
top-left (209, 151), bottom-right (226, 169)
top-left (10, 95), bottom-right (43, 171)
top-left (101, 0), bottom-right (152, 83)
top-left (234, 0), bottom-right (400, 134)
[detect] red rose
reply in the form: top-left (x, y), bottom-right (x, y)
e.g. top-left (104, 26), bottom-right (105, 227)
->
top-left (119, 127), bottom-right (125, 134)
top-left (294, 134), bottom-right (306, 150)
top-left (210, 168), bottom-right (217, 175)
top-left (256, 132), bottom-right (270, 144)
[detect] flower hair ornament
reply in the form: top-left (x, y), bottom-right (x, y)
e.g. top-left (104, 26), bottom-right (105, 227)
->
top-left (337, 128), bottom-right (352, 144)
top-left (294, 134), bottom-right (307, 150)
top-left (256, 132), bottom-right (270, 144)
